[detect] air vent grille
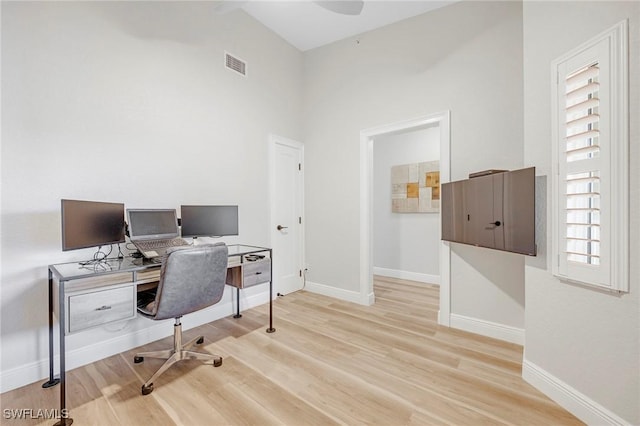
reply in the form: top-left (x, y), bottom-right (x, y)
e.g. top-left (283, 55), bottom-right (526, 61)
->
top-left (225, 52), bottom-right (246, 76)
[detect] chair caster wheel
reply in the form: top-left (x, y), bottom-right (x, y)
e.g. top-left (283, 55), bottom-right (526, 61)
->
top-left (141, 384), bottom-right (153, 395)
top-left (213, 358), bottom-right (222, 367)
top-left (134, 356), bottom-right (144, 364)
top-left (196, 337), bottom-right (204, 345)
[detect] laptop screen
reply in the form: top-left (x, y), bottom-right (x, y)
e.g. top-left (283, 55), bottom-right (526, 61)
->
top-left (127, 209), bottom-right (179, 241)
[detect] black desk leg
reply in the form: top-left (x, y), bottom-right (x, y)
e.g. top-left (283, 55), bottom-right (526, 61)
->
top-left (54, 281), bottom-right (72, 425)
top-left (42, 270), bottom-right (60, 389)
top-left (266, 250), bottom-right (275, 333)
top-left (233, 287), bottom-right (242, 318)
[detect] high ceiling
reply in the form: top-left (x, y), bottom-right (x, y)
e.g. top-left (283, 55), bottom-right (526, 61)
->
top-left (222, 1), bottom-right (458, 51)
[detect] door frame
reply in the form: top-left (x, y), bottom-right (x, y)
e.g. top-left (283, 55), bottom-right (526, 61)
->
top-left (268, 134), bottom-right (305, 295)
top-left (359, 111), bottom-right (451, 326)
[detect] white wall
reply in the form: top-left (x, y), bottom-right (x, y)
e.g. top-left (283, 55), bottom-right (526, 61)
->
top-left (303, 1), bottom-right (525, 331)
top-left (373, 126), bottom-right (440, 283)
top-left (522, 2), bottom-right (639, 424)
top-left (0, 2), bottom-right (302, 391)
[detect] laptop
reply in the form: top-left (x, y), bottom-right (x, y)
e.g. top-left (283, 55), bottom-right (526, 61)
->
top-left (126, 209), bottom-right (189, 259)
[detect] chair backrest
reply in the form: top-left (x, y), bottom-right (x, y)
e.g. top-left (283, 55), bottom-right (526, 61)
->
top-left (151, 243), bottom-right (228, 321)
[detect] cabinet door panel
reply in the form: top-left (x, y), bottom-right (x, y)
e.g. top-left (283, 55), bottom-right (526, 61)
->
top-left (465, 175), bottom-right (496, 248)
top-left (441, 181), bottom-right (466, 244)
top-left (503, 167), bottom-right (536, 255)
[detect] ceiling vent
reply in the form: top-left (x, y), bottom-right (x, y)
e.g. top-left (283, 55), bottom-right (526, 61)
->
top-left (225, 52), bottom-right (246, 76)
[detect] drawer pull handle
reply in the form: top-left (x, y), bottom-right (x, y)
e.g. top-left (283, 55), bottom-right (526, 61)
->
top-left (95, 305), bottom-right (112, 311)
top-left (256, 272), bottom-right (262, 275)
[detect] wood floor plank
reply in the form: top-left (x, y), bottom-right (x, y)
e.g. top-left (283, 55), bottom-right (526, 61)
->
top-left (242, 318), bottom-right (508, 426)
top-left (261, 315), bottom-right (574, 426)
top-left (212, 332), bottom-right (419, 425)
top-left (215, 356), bottom-right (340, 426)
top-left (275, 292), bottom-right (524, 374)
top-left (90, 353), bottom-right (175, 425)
top-left (1, 278), bottom-right (583, 425)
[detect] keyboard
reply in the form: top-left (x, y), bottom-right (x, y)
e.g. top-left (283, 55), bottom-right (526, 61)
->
top-left (133, 238), bottom-right (190, 258)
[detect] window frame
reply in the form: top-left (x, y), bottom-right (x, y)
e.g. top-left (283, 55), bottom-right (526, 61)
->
top-left (551, 20), bottom-right (629, 292)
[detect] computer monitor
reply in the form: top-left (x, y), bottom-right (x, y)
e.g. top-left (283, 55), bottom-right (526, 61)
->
top-left (180, 205), bottom-right (239, 238)
top-left (127, 209), bottom-right (179, 241)
top-left (61, 199), bottom-right (126, 251)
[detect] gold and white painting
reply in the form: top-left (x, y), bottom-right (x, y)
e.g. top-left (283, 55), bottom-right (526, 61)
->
top-left (391, 161), bottom-right (440, 213)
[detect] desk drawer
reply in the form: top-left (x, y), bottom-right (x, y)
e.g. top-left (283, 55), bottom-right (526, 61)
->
top-left (242, 259), bottom-right (271, 288)
top-left (68, 284), bottom-right (136, 334)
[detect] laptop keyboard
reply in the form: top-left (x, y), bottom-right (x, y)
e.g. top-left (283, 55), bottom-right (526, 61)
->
top-left (135, 238), bottom-right (190, 251)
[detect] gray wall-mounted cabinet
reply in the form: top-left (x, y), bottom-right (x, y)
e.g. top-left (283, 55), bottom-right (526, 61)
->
top-left (442, 167), bottom-right (536, 256)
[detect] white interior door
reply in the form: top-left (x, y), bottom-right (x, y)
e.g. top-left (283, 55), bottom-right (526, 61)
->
top-left (270, 135), bottom-right (304, 295)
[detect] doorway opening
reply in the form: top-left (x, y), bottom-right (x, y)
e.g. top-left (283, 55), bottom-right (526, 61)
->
top-left (360, 112), bottom-right (451, 325)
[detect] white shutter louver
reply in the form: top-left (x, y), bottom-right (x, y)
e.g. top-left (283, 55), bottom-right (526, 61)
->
top-left (565, 171), bottom-right (600, 265)
top-left (565, 64), bottom-right (600, 162)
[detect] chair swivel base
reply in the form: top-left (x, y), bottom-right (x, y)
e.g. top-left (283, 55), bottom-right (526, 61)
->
top-left (134, 320), bottom-right (222, 395)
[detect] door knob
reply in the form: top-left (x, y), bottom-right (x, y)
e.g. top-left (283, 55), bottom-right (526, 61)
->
top-left (490, 221), bottom-right (502, 226)
top-left (277, 225), bottom-right (288, 231)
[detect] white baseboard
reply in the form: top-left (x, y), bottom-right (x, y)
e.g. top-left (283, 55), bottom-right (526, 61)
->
top-left (373, 267), bottom-right (440, 285)
top-left (304, 280), bottom-right (373, 306)
top-left (449, 313), bottom-right (524, 345)
top-left (522, 359), bottom-right (631, 425)
top-left (0, 289), bottom-right (270, 393)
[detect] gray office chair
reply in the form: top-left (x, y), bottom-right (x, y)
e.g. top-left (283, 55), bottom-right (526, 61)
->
top-left (133, 243), bottom-right (228, 395)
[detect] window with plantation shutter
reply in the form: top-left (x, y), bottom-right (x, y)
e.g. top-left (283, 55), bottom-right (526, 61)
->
top-left (551, 21), bottom-right (628, 292)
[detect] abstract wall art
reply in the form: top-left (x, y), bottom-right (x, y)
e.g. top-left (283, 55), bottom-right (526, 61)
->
top-left (391, 161), bottom-right (440, 213)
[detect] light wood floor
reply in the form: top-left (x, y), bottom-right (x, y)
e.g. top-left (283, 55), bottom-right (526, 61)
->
top-left (2, 277), bottom-right (583, 425)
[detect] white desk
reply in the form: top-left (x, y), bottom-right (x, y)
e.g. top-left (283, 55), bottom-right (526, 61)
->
top-left (43, 244), bottom-right (273, 425)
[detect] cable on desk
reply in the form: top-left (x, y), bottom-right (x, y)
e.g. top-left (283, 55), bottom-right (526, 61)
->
top-left (117, 243), bottom-right (125, 259)
top-left (78, 245), bottom-right (112, 266)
